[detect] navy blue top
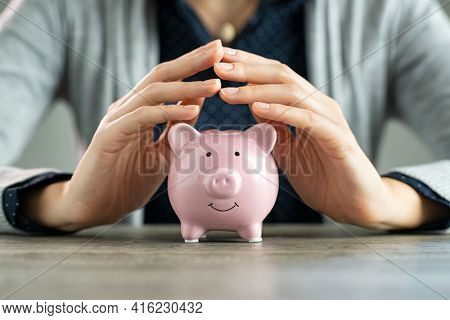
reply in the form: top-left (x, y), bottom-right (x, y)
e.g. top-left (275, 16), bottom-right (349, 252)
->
top-left (3, 0), bottom-right (449, 233)
top-left (145, 0), bottom-right (322, 224)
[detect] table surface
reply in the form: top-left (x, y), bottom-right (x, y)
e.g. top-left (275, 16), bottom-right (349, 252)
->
top-left (1, 224), bottom-right (449, 299)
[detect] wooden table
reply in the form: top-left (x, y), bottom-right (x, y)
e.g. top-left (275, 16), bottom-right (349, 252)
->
top-left (1, 224), bottom-right (449, 299)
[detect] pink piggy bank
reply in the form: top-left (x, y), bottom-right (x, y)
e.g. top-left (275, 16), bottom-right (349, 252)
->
top-left (167, 123), bottom-right (279, 243)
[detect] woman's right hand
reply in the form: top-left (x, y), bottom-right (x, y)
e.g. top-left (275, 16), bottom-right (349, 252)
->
top-left (21, 40), bottom-right (224, 231)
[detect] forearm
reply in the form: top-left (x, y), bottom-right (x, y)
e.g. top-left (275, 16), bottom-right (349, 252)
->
top-left (19, 180), bottom-right (78, 232)
top-left (0, 169), bottom-right (80, 234)
top-left (372, 177), bottom-right (450, 230)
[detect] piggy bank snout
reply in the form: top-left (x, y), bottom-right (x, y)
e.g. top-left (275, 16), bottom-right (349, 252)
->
top-left (204, 169), bottom-right (242, 199)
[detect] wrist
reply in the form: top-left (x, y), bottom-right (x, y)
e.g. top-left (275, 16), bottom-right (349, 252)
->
top-left (371, 177), bottom-right (448, 230)
top-left (20, 180), bottom-right (81, 232)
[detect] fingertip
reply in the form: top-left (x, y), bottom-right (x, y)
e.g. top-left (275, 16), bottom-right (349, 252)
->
top-left (214, 62), bottom-right (234, 73)
top-left (201, 79), bottom-right (221, 97)
top-left (218, 90), bottom-right (226, 101)
top-left (211, 39), bottom-right (223, 47)
top-left (200, 46), bottom-right (224, 70)
top-left (213, 63), bottom-right (223, 77)
top-left (219, 93), bottom-right (241, 105)
top-left (219, 88), bottom-right (234, 103)
top-left (252, 102), bottom-right (271, 113)
top-left (182, 104), bottom-right (200, 112)
top-left (204, 39), bottom-right (222, 49)
top-left (211, 78), bottom-right (222, 88)
top-left (211, 45), bottom-right (225, 63)
top-left (222, 47), bottom-right (241, 63)
top-left (215, 78), bottom-right (222, 88)
top-left (224, 47), bottom-right (237, 56)
top-left (202, 78), bottom-right (221, 86)
top-left (220, 87), bottom-right (239, 95)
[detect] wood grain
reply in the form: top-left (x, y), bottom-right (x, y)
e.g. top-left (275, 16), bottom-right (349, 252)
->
top-left (1, 224), bottom-right (449, 299)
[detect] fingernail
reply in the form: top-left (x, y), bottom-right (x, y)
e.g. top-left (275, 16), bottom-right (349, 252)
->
top-left (202, 79), bottom-right (220, 86)
top-left (224, 47), bottom-right (237, 55)
top-left (206, 39), bottom-right (222, 48)
top-left (254, 102), bottom-right (270, 110)
top-left (221, 87), bottom-right (239, 95)
top-left (215, 62), bottom-right (234, 71)
top-left (183, 105), bottom-right (199, 111)
top-left (205, 46), bottom-right (220, 54)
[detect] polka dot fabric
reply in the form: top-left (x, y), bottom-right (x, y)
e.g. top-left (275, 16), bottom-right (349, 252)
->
top-left (147, 0), bottom-right (323, 224)
top-left (157, 0), bottom-right (306, 131)
top-left (3, 0), bottom-right (448, 232)
top-left (2, 173), bottom-right (73, 234)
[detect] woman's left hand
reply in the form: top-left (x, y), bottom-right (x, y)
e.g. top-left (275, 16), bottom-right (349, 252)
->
top-left (214, 48), bottom-right (448, 230)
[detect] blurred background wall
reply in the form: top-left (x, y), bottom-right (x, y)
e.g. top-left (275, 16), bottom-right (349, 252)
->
top-left (1, 1), bottom-right (449, 173)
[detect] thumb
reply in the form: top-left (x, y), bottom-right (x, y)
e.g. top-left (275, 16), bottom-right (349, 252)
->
top-left (157, 98), bottom-right (204, 145)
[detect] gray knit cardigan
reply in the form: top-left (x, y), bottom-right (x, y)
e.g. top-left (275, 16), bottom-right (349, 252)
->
top-left (0, 0), bottom-right (449, 232)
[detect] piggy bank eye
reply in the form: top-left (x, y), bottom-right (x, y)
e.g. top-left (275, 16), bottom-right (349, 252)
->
top-left (206, 152), bottom-right (212, 157)
top-left (234, 151), bottom-right (240, 157)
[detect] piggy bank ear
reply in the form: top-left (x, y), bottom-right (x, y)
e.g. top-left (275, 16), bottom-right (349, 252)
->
top-left (168, 123), bottom-right (201, 157)
top-left (243, 123), bottom-right (277, 155)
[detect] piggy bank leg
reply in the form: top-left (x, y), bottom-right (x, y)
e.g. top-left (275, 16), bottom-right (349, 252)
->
top-left (237, 224), bottom-right (263, 243)
top-left (181, 223), bottom-right (205, 243)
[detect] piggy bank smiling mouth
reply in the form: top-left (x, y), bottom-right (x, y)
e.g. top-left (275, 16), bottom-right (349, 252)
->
top-left (167, 123), bottom-right (279, 242)
top-left (208, 202), bottom-right (239, 213)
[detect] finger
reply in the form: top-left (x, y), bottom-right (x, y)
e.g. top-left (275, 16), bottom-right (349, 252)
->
top-left (136, 40), bottom-right (223, 87)
top-left (220, 84), bottom-right (341, 123)
top-left (152, 97), bottom-right (205, 150)
top-left (111, 79), bottom-right (220, 121)
top-left (169, 97), bottom-right (205, 128)
top-left (180, 39), bottom-right (222, 60)
top-left (219, 84), bottom-right (311, 106)
top-left (215, 62), bottom-right (304, 85)
top-left (115, 40), bottom-right (223, 109)
top-left (154, 98), bottom-right (205, 147)
top-left (251, 102), bottom-right (339, 144)
top-left (130, 79), bottom-right (220, 107)
top-left (222, 47), bottom-right (280, 64)
top-left (109, 105), bottom-right (200, 136)
top-left (108, 94), bottom-right (129, 113)
top-left (249, 108), bottom-right (293, 154)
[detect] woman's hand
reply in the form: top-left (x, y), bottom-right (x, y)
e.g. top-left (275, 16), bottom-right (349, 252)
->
top-left (22, 40), bottom-right (224, 231)
top-left (214, 48), bottom-right (448, 229)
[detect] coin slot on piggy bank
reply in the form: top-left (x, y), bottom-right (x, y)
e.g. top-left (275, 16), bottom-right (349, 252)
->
top-left (167, 123), bottom-right (279, 243)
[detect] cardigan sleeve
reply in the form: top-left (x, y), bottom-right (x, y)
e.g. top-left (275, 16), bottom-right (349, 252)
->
top-left (0, 0), bottom-right (66, 165)
top-left (0, 0), bottom-right (67, 232)
top-left (386, 0), bottom-right (450, 228)
top-left (2, 171), bottom-right (72, 234)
